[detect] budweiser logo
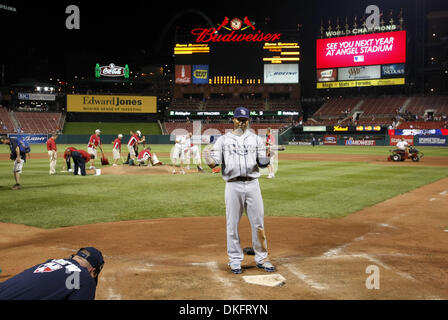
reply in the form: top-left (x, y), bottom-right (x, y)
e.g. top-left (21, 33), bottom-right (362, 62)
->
top-left (191, 16), bottom-right (281, 43)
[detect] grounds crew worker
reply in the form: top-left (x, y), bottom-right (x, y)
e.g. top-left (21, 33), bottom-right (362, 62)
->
top-left (0, 247), bottom-right (104, 300)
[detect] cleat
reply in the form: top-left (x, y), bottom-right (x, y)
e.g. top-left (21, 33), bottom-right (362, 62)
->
top-left (229, 263), bottom-right (242, 274)
top-left (256, 261), bottom-right (276, 272)
top-left (11, 184), bottom-right (21, 190)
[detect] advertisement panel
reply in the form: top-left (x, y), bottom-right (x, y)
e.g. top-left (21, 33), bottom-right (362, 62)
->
top-left (317, 78), bottom-right (404, 89)
top-left (18, 93), bottom-right (56, 101)
top-left (66, 95), bottom-right (157, 113)
top-left (192, 65), bottom-right (209, 84)
top-left (389, 135), bottom-right (414, 146)
top-left (323, 135), bottom-right (337, 145)
top-left (381, 63), bottom-right (405, 78)
top-left (338, 65), bottom-right (381, 81)
top-left (415, 135), bottom-right (448, 146)
top-left (356, 125), bottom-right (382, 132)
top-left (390, 129), bottom-right (448, 136)
top-left (316, 31), bottom-right (406, 69)
top-left (345, 139), bottom-right (376, 146)
top-left (175, 65), bottom-right (192, 84)
top-left (303, 126), bottom-right (327, 132)
top-left (317, 68), bottom-right (338, 82)
top-left (9, 134), bottom-right (48, 144)
top-left (264, 64), bottom-right (299, 84)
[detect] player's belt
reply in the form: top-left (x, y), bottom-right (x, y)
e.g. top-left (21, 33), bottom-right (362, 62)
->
top-left (228, 177), bottom-right (255, 182)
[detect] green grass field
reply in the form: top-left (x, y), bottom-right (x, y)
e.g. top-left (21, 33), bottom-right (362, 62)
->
top-left (1, 145), bottom-right (447, 229)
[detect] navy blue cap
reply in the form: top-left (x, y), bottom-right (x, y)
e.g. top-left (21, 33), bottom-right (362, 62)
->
top-left (75, 247), bottom-right (104, 270)
top-left (234, 107), bottom-right (250, 118)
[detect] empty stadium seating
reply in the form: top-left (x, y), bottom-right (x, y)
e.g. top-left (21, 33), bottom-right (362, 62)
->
top-left (309, 95), bottom-right (448, 127)
top-left (13, 112), bottom-right (63, 134)
top-left (396, 121), bottom-right (447, 129)
top-left (405, 95), bottom-right (448, 116)
top-left (0, 106), bottom-right (16, 134)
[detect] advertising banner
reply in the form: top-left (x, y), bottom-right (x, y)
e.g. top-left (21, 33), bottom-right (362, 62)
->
top-left (356, 125), bottom-right (382, 132)
top-left (317, 78), bottom-right (404, 89)
top-left (381, 63), bottom-right (405, 78)
top-left (316, 31), bottom-right (406, 69)
top-left (389, 135), bottom-right (414, 146)
top-left (303, 126), bottom-right (327, 132)
top-left (9, 134), bottom-right (48, 144)
top-left (323, 135), bottom-right (337, 145)
top-left (415, 135), bottom-right (448, 146)
top-left (333, 126), bottom-right (349, 132)
top-left (317, 68), bottom-right (338, 82)
top-left (192, 65), bottom-right (209, 84)
top-left (18, 93), bottom-right (56, 101)
top-left (345, 139), bottom-right (376, 146)
top-left (175, 65), bottom-right (192, 84)
top-left (390, 129), bottom-right (448, 136)
top-left (338, 65), bottom-right (381, 81)
top-left (264, 64), bottom-right (299, 84)
top-left (67, 95), bottom-right (157, 113)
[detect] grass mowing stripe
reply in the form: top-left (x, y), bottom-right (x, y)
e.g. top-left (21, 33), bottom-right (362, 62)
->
top-left (1, 154), bottom-right (448, 228)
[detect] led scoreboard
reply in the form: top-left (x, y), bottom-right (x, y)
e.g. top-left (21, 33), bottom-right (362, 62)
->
top-left (174, 17), bottom-right (300, 86)
top-left (316, 30), bottom-right (406, 89)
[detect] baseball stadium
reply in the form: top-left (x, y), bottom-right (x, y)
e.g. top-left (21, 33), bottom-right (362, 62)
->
top-left (1, 0), bottom-right (448, 307)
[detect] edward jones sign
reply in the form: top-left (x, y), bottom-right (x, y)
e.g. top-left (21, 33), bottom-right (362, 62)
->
top-left (67, 95), bottom-right (157, 113)
top-left (316, 31), bottom-right (406, 69)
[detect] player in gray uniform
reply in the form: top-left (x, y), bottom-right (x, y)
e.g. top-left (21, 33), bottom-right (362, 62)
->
top-left (204, 107), bottom-right (275, 274)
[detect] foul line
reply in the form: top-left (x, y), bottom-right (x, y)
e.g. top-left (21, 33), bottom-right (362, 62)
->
top-left (191, 261), bottom-right (244, 300)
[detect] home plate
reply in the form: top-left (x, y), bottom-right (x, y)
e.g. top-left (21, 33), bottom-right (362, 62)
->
top-left (242, 274), bottom-right (286, 287)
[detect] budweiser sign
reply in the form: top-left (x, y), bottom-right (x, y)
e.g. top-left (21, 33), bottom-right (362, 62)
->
top-left (95, 63), bottom-right (130, 78)
top-left (191, 16), bottom-right (281, 43)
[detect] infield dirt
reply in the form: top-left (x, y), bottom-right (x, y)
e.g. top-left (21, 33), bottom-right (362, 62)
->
top-left (0, 153), bottom-right (447, 299)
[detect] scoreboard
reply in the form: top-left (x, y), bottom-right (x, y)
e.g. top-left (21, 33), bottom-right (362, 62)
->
top-left (316, 31), bottom-right (406, 89)
top-left (174, 42), bottom-right (300, 85)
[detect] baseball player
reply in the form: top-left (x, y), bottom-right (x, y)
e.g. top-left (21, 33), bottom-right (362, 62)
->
top-left (0, 247), bottom-right (104, 300)
top-left (185, 132), bottom-right (204, 172)
top-left (112, 134), bottom-right (123, 166)
top-left (87, 129), bottom-right (104, 169)
top-left (171, 134), bottom-right (187, 174)
top-left (0, 134), bottom-right (28, 190)
top-left (46, 133), bottom-right (58, 175)
top-left (204, 107), bottom-right (275, 274)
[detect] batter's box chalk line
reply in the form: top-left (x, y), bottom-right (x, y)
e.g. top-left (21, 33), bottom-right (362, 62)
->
top-left (242, 274), bottom-right (286, 287)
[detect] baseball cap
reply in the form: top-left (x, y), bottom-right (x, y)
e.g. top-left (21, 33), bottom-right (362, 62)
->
top-left (95, 129), bottom-right (101, 133)
top-left (118, 134), bottom-right (123, 138)
top-left (136, 130), bottom-right (142, 137)
top-left (234, 107), bottom-right (250, 118)
top-left (75, 247), bottom-right (105, 283)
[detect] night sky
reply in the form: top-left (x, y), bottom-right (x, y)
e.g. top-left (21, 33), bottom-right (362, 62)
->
top-left (1, 0), bottom-right (448, 93)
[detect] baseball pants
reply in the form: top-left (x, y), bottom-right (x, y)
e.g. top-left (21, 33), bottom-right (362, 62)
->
top-left (72, 152), bottom-right (86, 176)
top-left (225, 179), bottom-right (268, 266)
top-left (48, 150), bottom-right (57, 174)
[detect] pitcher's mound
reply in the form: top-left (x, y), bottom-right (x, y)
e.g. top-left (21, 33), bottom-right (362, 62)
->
top-left (99, 165), bottom-right (200, 176)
